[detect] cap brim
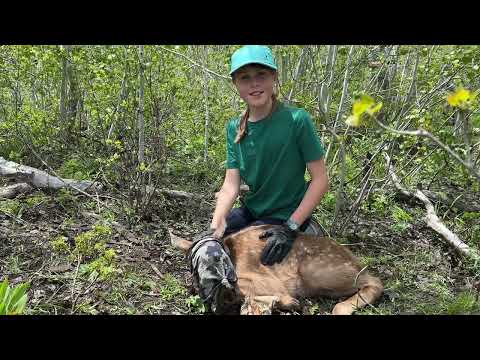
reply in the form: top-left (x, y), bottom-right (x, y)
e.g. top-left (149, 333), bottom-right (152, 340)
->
top-left (230, 61), bottom-right (277, 76)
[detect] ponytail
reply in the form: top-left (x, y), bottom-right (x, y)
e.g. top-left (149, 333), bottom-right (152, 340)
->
top-left (234, 94), bottom-right (278, 144)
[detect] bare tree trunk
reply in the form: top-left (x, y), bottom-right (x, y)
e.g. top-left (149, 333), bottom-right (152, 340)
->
top-left (319, 45), bottom-right (337, 117)
top-left (203, 45), bottom-right (210, 162)
top-left (59, 45), bottom-right (70, 123)
top-left (108, 46), bottom-right (130, 140)
top-left (287, 46), bottom-right (308, 104)
top-left (66, 46), bottom-right (80, 135)
top-left (138, 45), bottom-right (145, 165)
top-left (393, 49), bottom-right (412, 109)
top-left (281, 51), bottom-right (289, 86)
top-left (325, 45), bottom-right (355, 163)
top-left (405, 49), bottom-right (420, 105)
top-left (455, 110), bottom-right (472, 165)
top-left (331, 143), bottom-right (346, 235)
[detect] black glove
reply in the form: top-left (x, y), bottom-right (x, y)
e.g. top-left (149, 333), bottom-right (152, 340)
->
top-left (259, 225), bottom-right (298, 266)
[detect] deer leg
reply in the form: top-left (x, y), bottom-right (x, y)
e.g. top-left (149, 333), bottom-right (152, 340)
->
top-left (332, 276), bottom-right (383, 315)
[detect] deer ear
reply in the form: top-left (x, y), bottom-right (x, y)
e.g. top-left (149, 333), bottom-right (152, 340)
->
top-left (169, 230), bottom-right (193, 252)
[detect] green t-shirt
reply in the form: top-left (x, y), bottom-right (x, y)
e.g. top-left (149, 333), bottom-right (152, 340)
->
top-left (226, 102), bottom-right (325, 220)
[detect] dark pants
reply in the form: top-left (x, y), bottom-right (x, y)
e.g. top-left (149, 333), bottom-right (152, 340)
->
top-left (224, 207), bottom-right (311, 237)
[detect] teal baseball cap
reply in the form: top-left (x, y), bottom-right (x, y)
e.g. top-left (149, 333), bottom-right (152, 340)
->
top-left (229, 45), bottom-right (277, 76)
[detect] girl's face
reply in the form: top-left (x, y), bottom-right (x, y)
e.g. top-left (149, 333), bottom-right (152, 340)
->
top-left (233, 65), bottom-right (277, 109)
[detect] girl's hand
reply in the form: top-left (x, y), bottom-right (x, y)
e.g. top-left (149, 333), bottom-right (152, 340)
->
top-left (211, 217), bottom-right (227, 239)
top-left (259, 225), bottom-right (298, 265)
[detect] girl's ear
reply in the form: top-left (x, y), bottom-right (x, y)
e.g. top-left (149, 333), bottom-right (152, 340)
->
top-left (272, 70), bottom-right (278, 82)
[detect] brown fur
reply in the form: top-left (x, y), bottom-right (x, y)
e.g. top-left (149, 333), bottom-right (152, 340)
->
top-left (173, 225), bottom-right (383, 315)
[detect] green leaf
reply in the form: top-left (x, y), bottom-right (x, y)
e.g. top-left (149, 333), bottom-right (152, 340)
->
top-left (1, 287), bottom-right (12, 313)
top-left (0, 279), bottom-right (8, 302)
top-left (11, 295), bottom-right (28, 315)
top-left (8, 283), bottom-right (29, 311)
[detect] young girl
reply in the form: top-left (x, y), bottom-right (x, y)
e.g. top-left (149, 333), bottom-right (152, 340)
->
top-left (210, 45), bottom-right (329, 266)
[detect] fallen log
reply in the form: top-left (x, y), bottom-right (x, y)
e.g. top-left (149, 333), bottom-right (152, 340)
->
top-left (384, 153), bottom-right (479, 259)
top-left (414, 189), bottom-right (474, 256)
top-left (0, 183), bottom-right (33, 199)
top-left (0, 157), bottom-right (100, 192)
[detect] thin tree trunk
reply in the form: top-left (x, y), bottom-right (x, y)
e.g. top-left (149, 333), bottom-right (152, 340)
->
top-left (331, 142), bottom-right (346, 235)
top-left (59, 45), bottom-right (69, 123)
top-left (138, 45), bottom-right (145, 164)
top-left (405, 49), bottom-right (420, 105)
top-left (325, 45), bottom-right (355, 163)
top-left (458, 110), bottom-right (472, 165)
top-left (108, 66), bottom-right (128, 139)
top-left (393, 50), bottom-right (411, 110)
top-left (203, 45), bottom-right (210, 162)
top-left (287, 46), bottom-right (308, 103)
top-left (319, 45), bottom-right (337, 117)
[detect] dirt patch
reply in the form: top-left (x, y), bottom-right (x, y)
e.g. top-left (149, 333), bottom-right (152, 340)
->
top-left (1, 190), bottom-right (479, 315)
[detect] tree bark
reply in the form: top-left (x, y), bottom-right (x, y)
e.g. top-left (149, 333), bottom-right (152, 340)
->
top-left (0, 183), bottom-right (33, 199)
top-left (59, 45), bottom-right (70, 123)
top-left (203, 45), bottom-right (210, 162)
top-left (325, 45), bottom-right (355, 163)
top-left (287, 46), bottom-right (308, 104)
top-left (138, 45), bottom-right (145, 165)
top-left (0, 157), bottom-right (99, 192)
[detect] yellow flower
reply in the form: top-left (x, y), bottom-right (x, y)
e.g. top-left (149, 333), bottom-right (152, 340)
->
top-left (346, 94), bottom-right (383, 127)
top-left (447, 88), bottom-right (477, 110)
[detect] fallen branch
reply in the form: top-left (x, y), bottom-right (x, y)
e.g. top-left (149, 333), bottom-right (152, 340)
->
top-left (149, 262), bottom-right (164, 279)
top-left (0, 157), bottom-right (101, 192)
top-left (70, 255), bottom-right (82, 314)
top-left (159, 188), bottom-right (202, 200)
top-left (376, 120), bottom-right (480, 182)
top-left (0, 183), bottom-right (33, 199)
top-left (385, 152), bottom-right (478, 258)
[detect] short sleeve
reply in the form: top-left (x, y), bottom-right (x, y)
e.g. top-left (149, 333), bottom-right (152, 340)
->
top-left (226, 119), bottom-right (239, 169)
top-left (296, 110), bottom-right (325, 163)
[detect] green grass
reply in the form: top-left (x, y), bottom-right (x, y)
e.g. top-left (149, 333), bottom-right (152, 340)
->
top-left (159, 274), bottom-right (187, 301)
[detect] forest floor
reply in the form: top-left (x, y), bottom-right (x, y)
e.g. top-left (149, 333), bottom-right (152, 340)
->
top-left (2, 179), bottom-right (480, 315)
